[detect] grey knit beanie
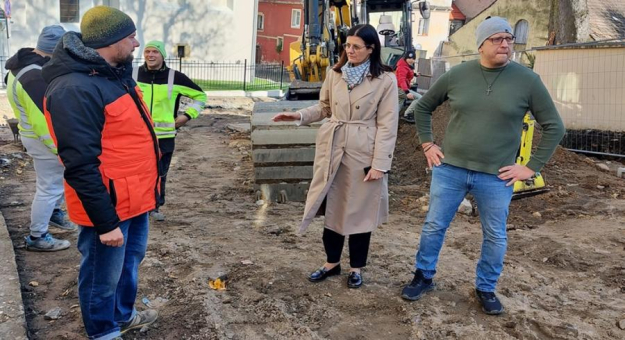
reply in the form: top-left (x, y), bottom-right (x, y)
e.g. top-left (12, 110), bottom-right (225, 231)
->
top-left (476, 16), bottom-right (513, 48)
top-left (36, 25), bottom-right (66, 54)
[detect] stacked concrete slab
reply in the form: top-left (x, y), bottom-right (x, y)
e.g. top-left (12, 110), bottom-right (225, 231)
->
top-left (251, 101), bottom-right (324, 203)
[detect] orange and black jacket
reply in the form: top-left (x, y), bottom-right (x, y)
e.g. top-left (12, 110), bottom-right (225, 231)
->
top-left (42, 32), bottom-right (160, 234)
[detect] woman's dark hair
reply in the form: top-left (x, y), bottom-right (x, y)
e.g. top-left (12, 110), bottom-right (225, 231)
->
top-left (332, 24), bottom-right (392, 77)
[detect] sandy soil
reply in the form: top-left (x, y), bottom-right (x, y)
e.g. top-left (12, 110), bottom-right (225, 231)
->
top-left (0, 99), bottom-right (624, 340)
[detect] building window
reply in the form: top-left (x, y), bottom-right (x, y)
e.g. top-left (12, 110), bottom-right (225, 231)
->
top-left (276, 37), bottom-right (284, 53)
top-left (60, 0), bottom-right (79, 23)
top-left (449, 19), bottom-right (464, 36)
top-left (291, 9), bottom-right (301, 28)
top-left (258, 13), bottom-right (264, 30)
top-left (514, 19), bottom-right (529, 44)
top-left (101, 0), bottom-right (120, 8)
top-left (418, 18), bottom-right (429, 36)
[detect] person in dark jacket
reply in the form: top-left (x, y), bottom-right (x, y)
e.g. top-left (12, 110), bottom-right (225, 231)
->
top-left (396, 50), bottom-right (422, 123)
top-left (133, 40), bottom-right (207, 221)
top-left (5, 25), bottom-right (76, 252)
top-left (43, 6), bottom-right (159, 339)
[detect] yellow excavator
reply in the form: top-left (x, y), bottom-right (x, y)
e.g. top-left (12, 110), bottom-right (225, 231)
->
top-left (285, 0), bottom-right (430, 99)
top-left (251, 1), bottom-right (545, 202)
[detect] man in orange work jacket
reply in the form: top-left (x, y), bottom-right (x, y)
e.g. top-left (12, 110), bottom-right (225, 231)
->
top-left (43, 6), bottom-right (160, 339)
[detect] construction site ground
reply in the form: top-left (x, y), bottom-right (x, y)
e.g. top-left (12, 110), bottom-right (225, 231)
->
top-left (0, 97), bottom-right (624, 340)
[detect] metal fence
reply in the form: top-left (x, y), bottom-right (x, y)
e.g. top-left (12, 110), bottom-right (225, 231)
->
top-left (0, 56), bottom-right (290, 91)
top-left (131, 58), bottom-right (290, 92)
top-left (0, 56), bottom-right (8, 88)
top-left (533, 40), bottom-right (625, 157)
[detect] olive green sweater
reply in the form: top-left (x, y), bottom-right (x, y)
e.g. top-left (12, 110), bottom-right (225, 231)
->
top-left (415, 59), bottom-right (565, 174)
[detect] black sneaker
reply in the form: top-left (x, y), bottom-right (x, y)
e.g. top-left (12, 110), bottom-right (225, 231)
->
top-left (475, 289), bottom-right (504, 315)
top-left (401, 270), bottom-right (435, 301)
top-left (401, 112), bottom-right (415, 124)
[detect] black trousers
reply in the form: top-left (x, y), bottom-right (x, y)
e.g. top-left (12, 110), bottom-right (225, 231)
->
top-left (323, 228), bottom-right (372, 268)
top-left (157, 138), bottom-right (175, 209)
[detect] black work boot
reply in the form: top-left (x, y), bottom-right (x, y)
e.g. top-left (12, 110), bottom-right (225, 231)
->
top-left (401, 270), bottom-right (435, 301)
top-left (475, 289), bottom-right (504, 315)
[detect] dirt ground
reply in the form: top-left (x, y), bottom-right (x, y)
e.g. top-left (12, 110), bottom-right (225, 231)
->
top-left (0, 98), bottom-right (624, 340)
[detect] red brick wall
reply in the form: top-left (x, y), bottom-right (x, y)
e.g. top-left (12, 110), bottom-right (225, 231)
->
top-left (257, 1), bottom-right (304, 64)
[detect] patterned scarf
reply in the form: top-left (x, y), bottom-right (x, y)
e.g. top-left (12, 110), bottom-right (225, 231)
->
top-left (341, 59), bottom-right (371, 91)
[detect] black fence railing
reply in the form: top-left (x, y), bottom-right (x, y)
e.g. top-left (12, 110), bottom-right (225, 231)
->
top-left (132, 58), bottom-right (290, 91)
top-left (0, 56), bottom-right (8, 88)
top-left (0, 57), bottom-right (290, 91)
top-left (561, 130), bottom-right (625, 158)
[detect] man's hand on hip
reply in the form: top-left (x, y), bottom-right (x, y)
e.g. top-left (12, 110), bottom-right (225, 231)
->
top-left (422, 142), bottom-right (444, 169)
top-left (175, 115), bottom-right (190, 128)
top-left (99, 227), bottom-right (124, 247)
top-left (498, 164), bottom-right (535, 186)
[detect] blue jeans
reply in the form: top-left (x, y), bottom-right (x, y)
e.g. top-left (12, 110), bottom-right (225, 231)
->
top-left (416, 163), bottom-right (513, 292)
top-left (77, 213), bottom-right (149, 340)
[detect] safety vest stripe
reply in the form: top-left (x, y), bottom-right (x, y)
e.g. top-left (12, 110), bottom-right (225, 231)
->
top-left (167, 68), bottom-right (175, 100)
top-left (154, 122), bottom-right (176, 128)
top-left (189, 100), bottom-right (204, 112)
top-left (19, 130), bottom-right (37, 137)
top-left (12, 64), bottom-right (42, 130)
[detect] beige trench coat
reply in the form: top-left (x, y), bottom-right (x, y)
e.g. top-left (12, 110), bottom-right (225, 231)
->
top-left (298, 69), bottom-right (399, 235)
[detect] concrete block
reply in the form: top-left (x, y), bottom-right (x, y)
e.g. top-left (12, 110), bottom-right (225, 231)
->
top-left (0, 212), bottom-right (28, 340)
top-left (457, 198), bottom-right (473, 215)
top-left (255, 183), bottom-right (311, 202)
top-left (618, 167), bottom-right (625, 178)
top-left (226, 123), bottom-right (251, 133)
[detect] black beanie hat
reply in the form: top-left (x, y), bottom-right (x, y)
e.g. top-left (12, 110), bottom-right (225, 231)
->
top-left (80, 6), bottom-right (136, 49)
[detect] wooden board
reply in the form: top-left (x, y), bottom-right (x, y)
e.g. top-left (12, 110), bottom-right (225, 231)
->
top-left (252, 147), bottom-right (315, 164)
top-left (251, 129), bottom-right (319, 146)
top-left (252, 100), bottom-right (318, 114)
top-left (254, 166), bottom-right (313, 181)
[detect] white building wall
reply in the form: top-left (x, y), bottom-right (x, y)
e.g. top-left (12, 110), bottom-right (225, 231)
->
top-left (1, 0), bottom-right (257, 64)
top-left (412, 0), bottom-right (452, 58)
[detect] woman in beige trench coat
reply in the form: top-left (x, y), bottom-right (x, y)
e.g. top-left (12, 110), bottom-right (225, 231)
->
top-left (273, 24), bottom-right (399, 288)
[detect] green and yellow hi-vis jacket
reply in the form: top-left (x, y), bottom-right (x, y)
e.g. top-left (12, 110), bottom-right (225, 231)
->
top-left (5, 48), bottom-right (57, 153)
top-left (133, 62), bottom-right (207, 139)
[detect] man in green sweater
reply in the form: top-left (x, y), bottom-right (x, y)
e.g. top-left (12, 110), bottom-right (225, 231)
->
top-left (400, 17), bottom-right (565, 315)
